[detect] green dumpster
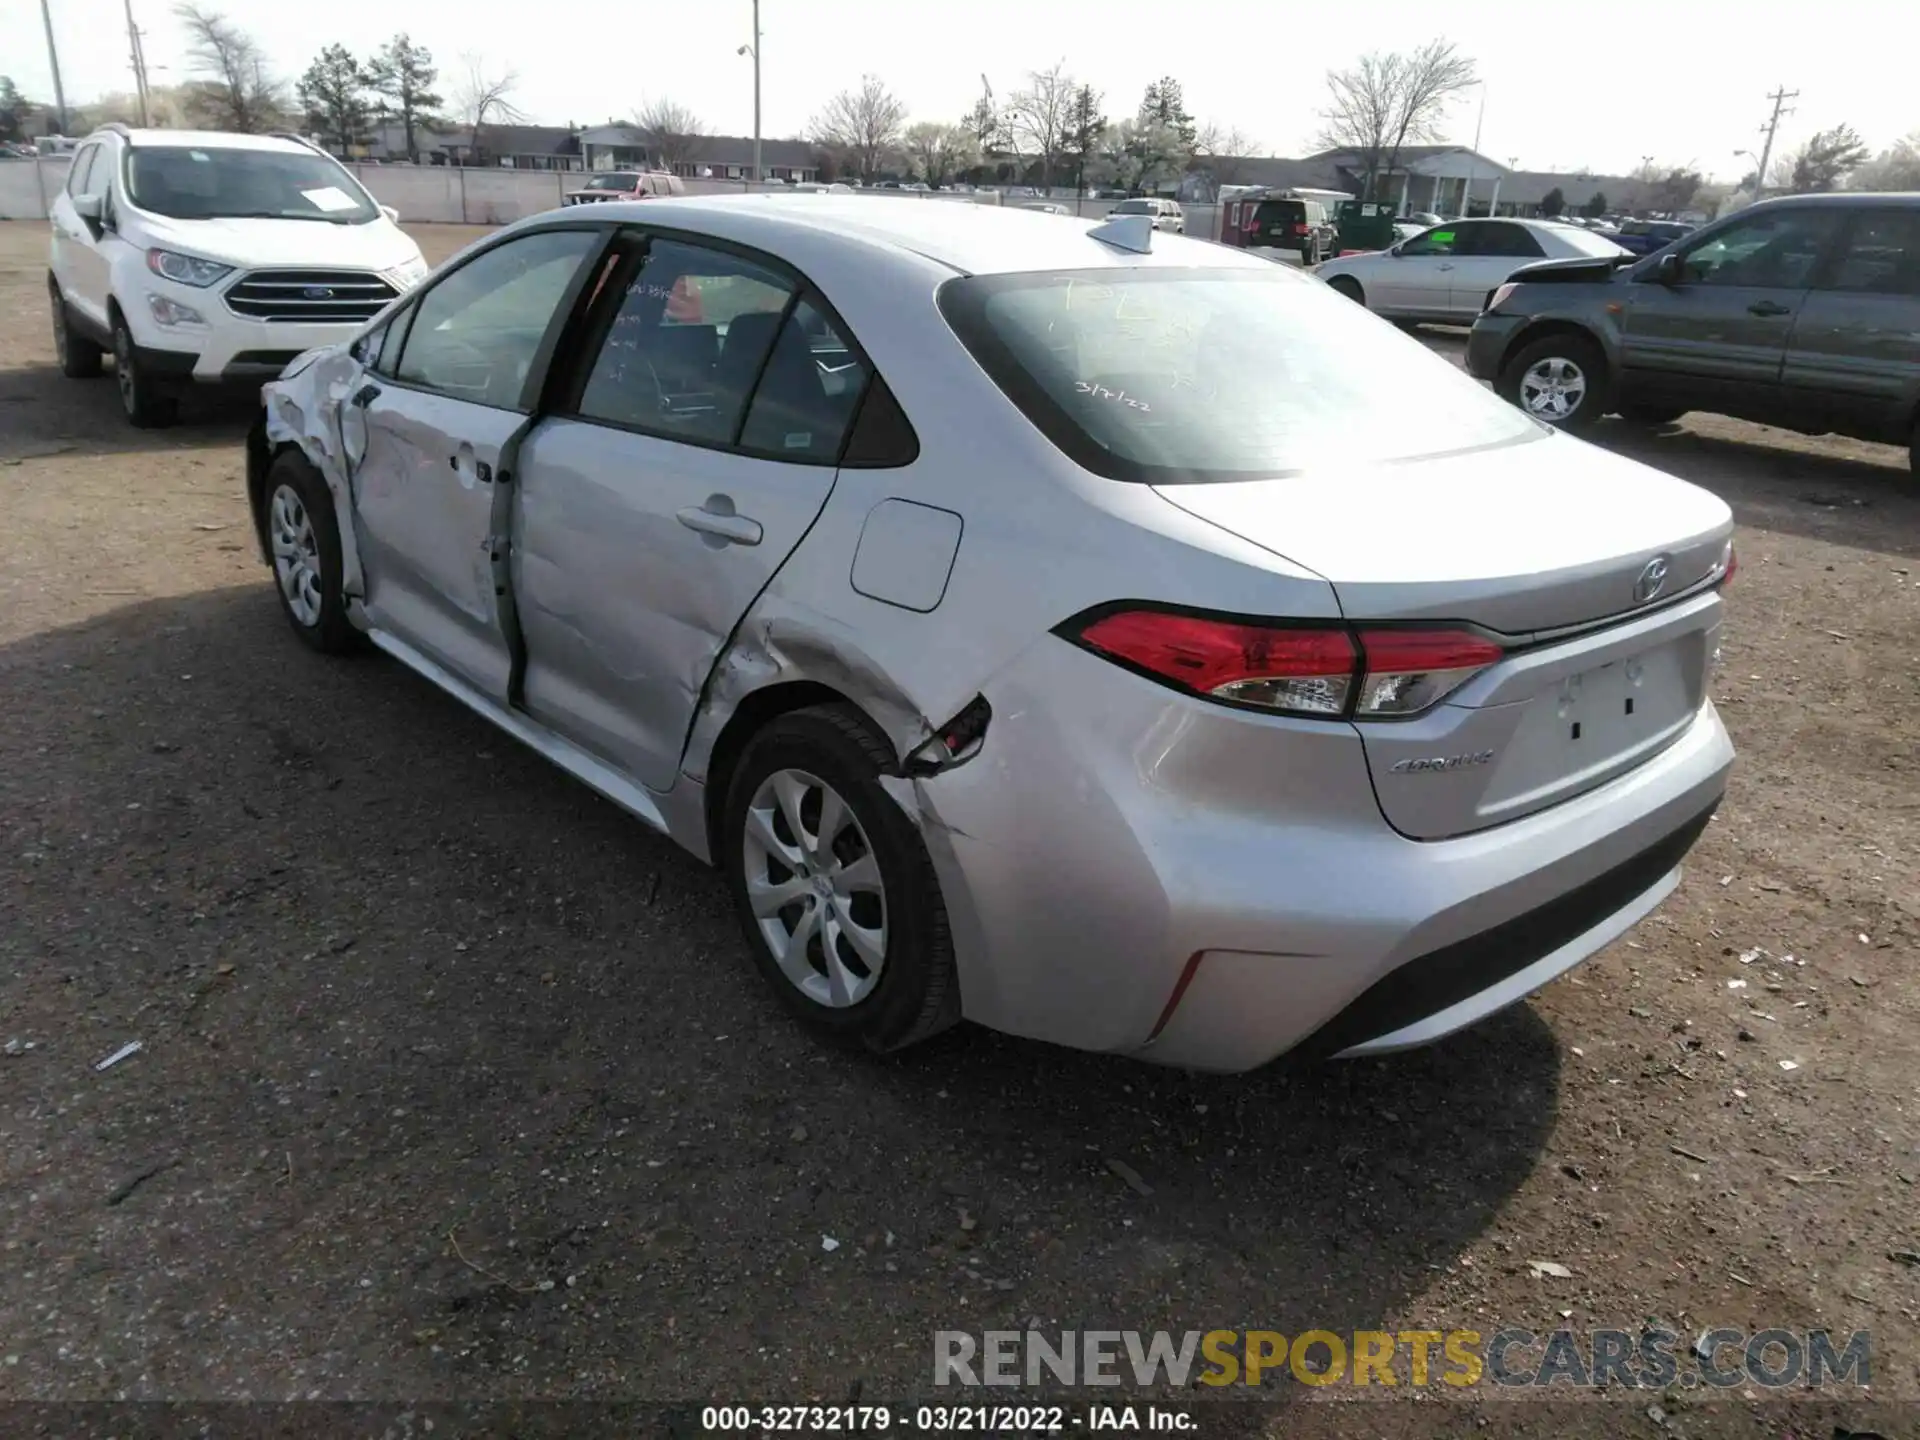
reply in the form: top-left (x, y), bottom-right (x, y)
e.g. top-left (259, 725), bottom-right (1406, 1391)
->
top-left (1335, 201), bottom-right (1398, 255)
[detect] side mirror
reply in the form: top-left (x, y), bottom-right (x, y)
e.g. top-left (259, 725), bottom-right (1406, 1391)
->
top-left (380, 204), bottom-right (401, 225)
top-left (72, 193), bottom-right (102, 222)
top-left (1649, 251), bottom-right (1684, 285)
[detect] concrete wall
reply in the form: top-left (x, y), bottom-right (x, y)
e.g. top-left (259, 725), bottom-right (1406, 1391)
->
top-left (2, 155), bottom-right (1224, 238)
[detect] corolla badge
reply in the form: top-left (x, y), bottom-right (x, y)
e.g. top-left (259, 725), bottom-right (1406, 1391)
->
top-left (1634, 554), bottom-right (1672, 604)
top-left (1390, 750), bottom-right (1494, 774)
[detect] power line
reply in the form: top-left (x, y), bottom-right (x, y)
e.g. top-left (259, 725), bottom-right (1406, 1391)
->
top-left (124, 0), bottom-right (152, 127)
top-left (1752, 85), bottom-right (1797, 200)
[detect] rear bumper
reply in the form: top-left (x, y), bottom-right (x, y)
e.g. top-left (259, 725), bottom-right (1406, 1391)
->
top-left (914, 638), bottom-right (1734, 1073)
top-left (1466, 314), bottom-right (1525, 380)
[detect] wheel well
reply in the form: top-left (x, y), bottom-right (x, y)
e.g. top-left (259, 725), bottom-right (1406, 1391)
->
top-left (1501, 319), bottom-right (1603, 375)
top-left (1326, 274), bottom-right (1364, 300)
top-left (700, 680), bottom-right (891, 861)
top-left (246, 418), bottom-right (285, 561)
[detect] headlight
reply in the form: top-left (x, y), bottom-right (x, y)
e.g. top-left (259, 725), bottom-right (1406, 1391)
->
top-left (386, 255), bottom-right (430, 289)
top-left (1486, 282), bottom-right (1518, 314)
top-left (147, 249), bottom-right (234, 287)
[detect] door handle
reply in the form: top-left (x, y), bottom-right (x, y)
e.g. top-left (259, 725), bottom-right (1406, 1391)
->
top-left (676, 501), bottom-right (763, 546)
top-left (447, 451), bottom-right (493, 483)
top-left (1747, 300), bottom-right (1791, 317)
top-left (1436, 263), bottom-right (1455, 271)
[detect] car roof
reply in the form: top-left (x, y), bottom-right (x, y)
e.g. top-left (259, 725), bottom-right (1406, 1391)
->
top-left (1749, 190), bottom-right (1920, 208)
top-left (107, 128), bottom-right (315, 155)
top-left (531, 193), bottom-right (1270, 277)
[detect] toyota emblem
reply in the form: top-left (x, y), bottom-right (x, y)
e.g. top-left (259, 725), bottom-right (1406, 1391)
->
top-left (1633, 554), bottom-right (1672, 605)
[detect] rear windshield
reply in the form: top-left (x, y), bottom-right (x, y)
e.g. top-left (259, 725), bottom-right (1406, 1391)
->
top-left (1552, 226), bottom-right (1632, 258)
top-left (587, 172), bottom-right (640, 190)
top-left (1111, 199), bottom-right (1152, 214)
top-left (126, 145), bottom-right (377, 223)
top-left (938, 267), bottom-right (1539, 483)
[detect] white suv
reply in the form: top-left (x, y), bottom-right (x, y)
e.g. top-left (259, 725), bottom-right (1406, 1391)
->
top-left (1104, 197), bottom-right (1186, 233)
top-left (48, 125), bottom-right (429, 427)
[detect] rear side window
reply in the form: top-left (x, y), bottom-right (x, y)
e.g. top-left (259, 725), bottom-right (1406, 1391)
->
top-left (737, 296), bottom-right (871, 462)
top-left (938, 267), bottom-right (1537, 484)
top-left (1824, 210), bottom-right (1920, 296)
top-left (573, 238), bottom-right (794, 443)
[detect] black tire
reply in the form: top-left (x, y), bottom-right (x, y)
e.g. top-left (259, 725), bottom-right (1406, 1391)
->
top-left (50, 282), bottom-right (102, 378)
top-left (1325, 275), bottom-right (1364, 304)
top-left (1497, 331), bottom-right (1609, 434)
top-left (1910, 416), bottom-right (1919, 484)
top-left (722, 703), bottom-right (959, 1054)
top-left (1616, 404), bottom-right (1686, 426)
top-left (262, 449), bottom-right (363, 654)
top-left (111, 312), bottom-right (179, 429)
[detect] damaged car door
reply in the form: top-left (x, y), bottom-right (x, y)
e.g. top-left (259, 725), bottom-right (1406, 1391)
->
top-left (348, 228), bottom-right (603, 698)
top-left (511, 232), bottom-right (873, 791)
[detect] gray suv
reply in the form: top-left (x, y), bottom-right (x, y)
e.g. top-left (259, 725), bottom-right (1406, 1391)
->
top-left (1467, 193), bottom-right (1920, 477)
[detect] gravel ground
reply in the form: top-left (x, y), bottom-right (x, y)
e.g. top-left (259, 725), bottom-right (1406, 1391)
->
top-left (2, 221), bottom-right (1917, 1436)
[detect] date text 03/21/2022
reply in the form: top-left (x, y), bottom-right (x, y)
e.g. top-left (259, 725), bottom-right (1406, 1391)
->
top-left (699, 1406), bottom-right (1190, 1432)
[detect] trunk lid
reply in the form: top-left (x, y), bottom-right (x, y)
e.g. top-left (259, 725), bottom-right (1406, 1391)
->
top-left (1153, 432), bottom-right (1733, 838)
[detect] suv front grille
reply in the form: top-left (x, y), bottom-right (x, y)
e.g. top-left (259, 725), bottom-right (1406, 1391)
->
top-left (224, 270), bottom-right (398, 324)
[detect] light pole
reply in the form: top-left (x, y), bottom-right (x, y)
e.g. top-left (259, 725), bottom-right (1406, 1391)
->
top-left (40, 0), bottom-right (70, 135)
top-left (736, 0), bottom-right (761, 184)
top-left (1460, 81), bottom-right (1487, 218)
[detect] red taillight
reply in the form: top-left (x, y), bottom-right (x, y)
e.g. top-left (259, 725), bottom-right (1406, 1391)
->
top-left (1721, 541), bottom-right (1738, 587)
top-left (1069, 609), bottom-right (1503, 720)
top-left (1293, 222), bottom-right (1309, 236)
top-left (1077, 611), bottom-right (1357, 716)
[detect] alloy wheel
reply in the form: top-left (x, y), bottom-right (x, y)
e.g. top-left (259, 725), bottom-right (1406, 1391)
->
top-left (1519, 356), bottom-right (1588, 422)
top-left (268, 483), bottom-right (324, 627)
top-left (741, 767), bottom-right (888, 1008)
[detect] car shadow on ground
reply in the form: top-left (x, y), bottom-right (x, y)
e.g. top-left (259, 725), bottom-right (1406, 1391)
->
top-left (0, 584), bottom-right (1561, 1397)
top-left (1587, 421), bottom-right (1919, 558)
top-left (0, 364), bottom-right (255, 461)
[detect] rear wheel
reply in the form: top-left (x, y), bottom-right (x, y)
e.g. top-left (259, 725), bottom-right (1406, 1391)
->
top-left (50, 283), bottom-right (103, 378)
top-left (1325, 275), bottom-right (1364, 305)
top-left (1498, 332), bottom-right (1608, 434)
top-left (723, 704), bottom-right (958, 1054)
top-left (111, 313), bottom-right (179, 429)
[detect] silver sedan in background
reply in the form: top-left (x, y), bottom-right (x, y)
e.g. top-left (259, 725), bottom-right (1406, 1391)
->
top-left (1317, 217), bottom-right (1631, 323)
top-left (252, 198), bottom-right (1733, 1072)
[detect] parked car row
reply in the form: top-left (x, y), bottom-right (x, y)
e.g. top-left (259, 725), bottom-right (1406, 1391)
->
top-left (1313, 218), bottom-right (1631, 324)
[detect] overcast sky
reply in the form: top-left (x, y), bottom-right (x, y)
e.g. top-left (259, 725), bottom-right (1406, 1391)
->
top-left (7, 0), bottom-right (1912, 179)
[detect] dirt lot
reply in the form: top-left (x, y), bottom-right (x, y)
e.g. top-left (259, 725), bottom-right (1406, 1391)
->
top-left (2, 220), bottom-right (1917, 1435)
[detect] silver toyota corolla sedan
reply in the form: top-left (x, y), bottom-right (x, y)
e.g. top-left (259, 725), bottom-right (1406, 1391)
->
top-left (248, 195), bottom-right (1736, 1072)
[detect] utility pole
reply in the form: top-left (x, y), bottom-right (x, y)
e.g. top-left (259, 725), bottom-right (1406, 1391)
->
top-left (39, 0), bottom-right (70, 136)
top-left (1752, 85), bottom-right (1797, 201)
top-left (750, 0), bottom-right (762, 185)
top-left (737, 0), bottom-right (761, 184)
top-left (123, 0), bottom-right (151, 127)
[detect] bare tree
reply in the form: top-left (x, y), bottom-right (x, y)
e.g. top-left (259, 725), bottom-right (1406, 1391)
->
top-left (451, 54), bottom-right (526, 164)
top-left (902, 121), bottom-right (977, 188)
top-left (1316, 39), bottom-right (1477, 203)
top-left (174, 3), bottom-right (287, 133)
top-left (1006, 62), bottom-right (1076, 190)
top-left (807, 75), bottom-right (907, 183)
top-left (633, 96), bottom-right (706, 174)
top-left (1852, 130), bottom-right (1920, 192)
top-left (1191, 122), bottom-right (1258, 193)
